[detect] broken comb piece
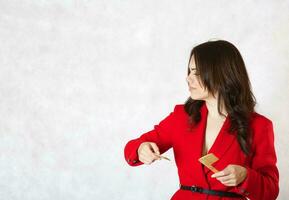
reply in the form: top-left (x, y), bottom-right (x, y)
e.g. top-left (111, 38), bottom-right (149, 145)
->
top-left (159, 155), bottom-right (170, 161)
top-left (198, 153), bottom-right (219, 173)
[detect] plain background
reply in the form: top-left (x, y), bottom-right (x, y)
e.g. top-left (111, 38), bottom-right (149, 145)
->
top-left (0, 0), bottom-right (288, 199)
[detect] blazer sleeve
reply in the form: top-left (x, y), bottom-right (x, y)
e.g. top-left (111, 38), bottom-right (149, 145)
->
top-left (124, 105), bottom-right (180, 167)
top-left (234, 120), bottom-right (279, 200)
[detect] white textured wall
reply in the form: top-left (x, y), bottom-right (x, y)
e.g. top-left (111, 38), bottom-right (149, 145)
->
top-left (0, 1), bottom-right (288, 199)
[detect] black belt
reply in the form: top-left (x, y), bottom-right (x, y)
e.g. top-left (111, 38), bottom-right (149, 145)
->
top-left (180, 184), bottom-right (243, 198)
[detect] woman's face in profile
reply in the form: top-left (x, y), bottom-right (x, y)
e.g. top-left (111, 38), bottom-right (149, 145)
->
top-left (186, 55), bottom-right (210, 101)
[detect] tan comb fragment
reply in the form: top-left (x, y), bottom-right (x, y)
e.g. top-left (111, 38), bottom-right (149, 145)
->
top-left (198, 153), bottom-right (219, 173)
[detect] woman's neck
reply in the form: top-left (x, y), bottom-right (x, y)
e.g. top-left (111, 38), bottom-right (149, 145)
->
top-left (205, 96), bottom-right (227, 119)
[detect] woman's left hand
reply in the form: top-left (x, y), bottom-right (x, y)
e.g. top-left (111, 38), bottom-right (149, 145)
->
top-left (211, 164), bottom-right (247, 186)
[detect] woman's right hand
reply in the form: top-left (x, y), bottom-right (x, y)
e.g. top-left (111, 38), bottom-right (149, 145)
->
top-left (137, 142), bottom-right (161, 165)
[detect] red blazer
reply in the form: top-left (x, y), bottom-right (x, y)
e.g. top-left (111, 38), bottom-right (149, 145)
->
top-left (124, 103), bottom-right (279, 200)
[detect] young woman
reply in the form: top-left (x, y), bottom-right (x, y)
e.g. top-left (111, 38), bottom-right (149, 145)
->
top-left (124, 40), bottom-right (279, 200)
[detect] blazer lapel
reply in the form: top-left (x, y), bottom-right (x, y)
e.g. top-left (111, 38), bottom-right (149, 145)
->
top-left (184, 103), bottom-right (209, 186)
top-left (183, 103), bottom-right (236, 183)
top-left (201, 103), bottom-right (236, 174)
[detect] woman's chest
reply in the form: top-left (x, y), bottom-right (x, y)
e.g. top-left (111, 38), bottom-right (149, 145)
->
top-left (172, 125), bottom-right (250, 172)
top-left (203, 120), bottom-right (225, 156)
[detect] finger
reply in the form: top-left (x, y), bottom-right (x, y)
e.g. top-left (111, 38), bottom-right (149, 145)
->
top-left (149, 152), bottom-right (160, 160)
top-left (142, 148), bottom-right (158, 159)
top-left (154, 154), bottom-right (162, 160)
top-left (146, 159), bottom-right (154, 165)
top-left (211, 167), bottom-right (231, 178)
top-left (140, 156), bottom-right (153, 164)
top-left (150, 143), bottom-right (160, 155)
top-left (220, 182), bottom-right (234, 187)
top-left (216, 174), bottom-right (233, 182)
top-left (140, 152), bottom-right (159, 162)
top-left (139, 152), bottom-right (154, 161)
top-left (221, 180), bottom-right (237, 186)
top-left (142, 148), bottom-right (154, 155)
top-left (142, 145), bottom-right (158, 156)
top-left (211, 171), bottom-right (229, 178)
top-left (143, 147), bottom-right (160, 160)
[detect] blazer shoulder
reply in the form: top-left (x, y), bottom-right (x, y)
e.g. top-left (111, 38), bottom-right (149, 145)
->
top-left (250, 111), bottom-right (273, 128)
top-left (173, 104), bottom-right (186, 115)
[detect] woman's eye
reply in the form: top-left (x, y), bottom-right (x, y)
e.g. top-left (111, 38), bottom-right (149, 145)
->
top-left (189, 69), bottom-right (199, 76)
top-left (191, 71), bottom-right (199, 76)
top-left (189, 68), bottom-right (200, 76)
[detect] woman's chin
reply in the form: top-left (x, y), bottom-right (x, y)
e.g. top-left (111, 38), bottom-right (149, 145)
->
top-left (190, 96), bottom-right (199, 100)
top-left (190, 94), bottom-right (203, 100)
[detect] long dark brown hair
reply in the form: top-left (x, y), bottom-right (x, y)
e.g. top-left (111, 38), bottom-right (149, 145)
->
top-left (184, 40), bottom-right (256, 156)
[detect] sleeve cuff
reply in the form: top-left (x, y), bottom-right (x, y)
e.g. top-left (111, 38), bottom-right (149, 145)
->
top-left (234, 166), bottom-right (251, 196)
top-left (124, 138), bottom-right (145, 166)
